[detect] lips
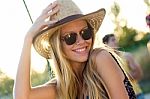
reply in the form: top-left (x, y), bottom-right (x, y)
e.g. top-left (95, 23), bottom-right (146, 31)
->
top-left (73, 46), bottom-right (89, 54)
top-left (75, 47), bottom-right (86, 52)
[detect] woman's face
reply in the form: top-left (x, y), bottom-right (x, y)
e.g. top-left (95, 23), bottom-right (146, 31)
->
top-left (60, 20), bottom-right (93, 64)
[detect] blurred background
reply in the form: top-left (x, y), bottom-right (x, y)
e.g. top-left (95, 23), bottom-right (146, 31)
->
top-left (0, 0), bottom-right (150, 99)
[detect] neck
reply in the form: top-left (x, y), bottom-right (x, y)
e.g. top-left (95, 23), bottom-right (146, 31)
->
top-left (71, 61), bottom-right (86, 80)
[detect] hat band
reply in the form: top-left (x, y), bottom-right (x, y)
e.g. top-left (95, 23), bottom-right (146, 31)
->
top-left (45, 14), bottom-right (84, 31)
top-left (55, 14), bottom-right (83, 26)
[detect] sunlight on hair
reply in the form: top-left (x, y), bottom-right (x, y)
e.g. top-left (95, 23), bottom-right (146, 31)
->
top-left (41, 39), bottom-right (50, 50)
top-left (31, 46), bottom-right (47, 73)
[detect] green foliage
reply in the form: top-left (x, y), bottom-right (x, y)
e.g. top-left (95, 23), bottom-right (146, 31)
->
top-left (118, 32), bottom-right (150, 52)
top-left (31, 60), bottom-right (55, 86)
top-left (31, 64), bottom-right (50, 86)
top-left (140, 81), bottom-right (150, 94)
top-left (0, 70), bottom-right (14, 98)
top-left (47, 60), bottom-right (55, 79)
top-left (118, 26), bottom-right (137, 50)
top-left (31, 70), bottom-right (49, 87)
top-left (139, 33), bottom-right (150, 43)
top-left (111, 2), bottom-right (120, 17)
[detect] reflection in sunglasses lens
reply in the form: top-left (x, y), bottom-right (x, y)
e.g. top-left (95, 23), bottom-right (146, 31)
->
top-left (64, 33), bottom-right (77, 45)
top-left (63, 27), bottom-right (93, 45)
top-left (82, 29), bottom-right (93, 40)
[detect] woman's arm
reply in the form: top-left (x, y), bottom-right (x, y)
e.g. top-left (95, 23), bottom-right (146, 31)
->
top-left (95, 50), bottom-right (129, 99)
top-left (13, 1), bottom-right (59, 99)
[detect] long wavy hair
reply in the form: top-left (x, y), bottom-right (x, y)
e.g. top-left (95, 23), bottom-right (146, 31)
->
top-left (50, 28), bottom-right (79, 99)
top-left (49, 21), bottom-right (126, 99)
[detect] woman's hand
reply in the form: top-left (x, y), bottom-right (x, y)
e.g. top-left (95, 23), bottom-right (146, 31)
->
top-left (26, 1), bottom-right (59, 40)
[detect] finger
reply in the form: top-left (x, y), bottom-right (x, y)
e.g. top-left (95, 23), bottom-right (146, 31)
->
top-left (48, 5), bottom-right (60, 18)
top-left (41, 3), bottom-right (52, 15)
top-left (34, 7), bottom-right (59, 28)
top-left (41, 5), bottom-right (59, 21)
top-left (48, 20), bottom-right (59, 25)
top-left (32, 19), bottom-right (59, 34)
top-left (44, 19), bottom-right (59, 27)
top-left (42, 1), bottom-right (58, 14)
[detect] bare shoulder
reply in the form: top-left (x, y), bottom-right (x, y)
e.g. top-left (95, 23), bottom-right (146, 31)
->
top-left (89, 48), bottom-right (109, 61)
top-left (90, 48), bottom-right (125, 80)
top-left (96, 49), bottom-right (111, 58)
top-left (90, 48), bottom-right (115, 64)
top-left (30, 78), bottom-right (57, 99)
top-left (95, 49), bottom-right (117, 67)
top-left (90, 48), bottom-right (128, 98)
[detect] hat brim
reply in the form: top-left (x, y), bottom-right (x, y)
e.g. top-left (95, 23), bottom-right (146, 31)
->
top-left (33, 8), bottom-right (106, 59)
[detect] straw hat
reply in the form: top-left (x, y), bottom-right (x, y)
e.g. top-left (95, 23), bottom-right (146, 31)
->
top-left (33, 0), bottom-right (106, 59)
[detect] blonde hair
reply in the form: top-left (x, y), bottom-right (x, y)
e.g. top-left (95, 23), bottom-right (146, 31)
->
top-left (50, 29), bottom-right (78, 99)
top-left (84, 48), bottom-right (109, 99)
top-left (49, 23), bottom-right (126, 99)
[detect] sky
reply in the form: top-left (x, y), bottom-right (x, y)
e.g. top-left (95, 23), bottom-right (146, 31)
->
top-left (0, 0), bottom-right (149, 79)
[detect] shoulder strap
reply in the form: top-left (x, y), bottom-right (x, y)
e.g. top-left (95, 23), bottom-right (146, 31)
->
top-left (109, 52), bottom-right (128, 77)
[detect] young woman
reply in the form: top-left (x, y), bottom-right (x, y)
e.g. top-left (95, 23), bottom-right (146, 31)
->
top-left (13, 0), bottom-right (136, 99)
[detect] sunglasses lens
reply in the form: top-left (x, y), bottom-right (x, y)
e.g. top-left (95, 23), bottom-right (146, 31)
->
top-left (81, 28), bottom-right (93, 40)
top-left (62, 27), bottom-right (93, 45)
top-left (64, 33), bottom-right (77, 45)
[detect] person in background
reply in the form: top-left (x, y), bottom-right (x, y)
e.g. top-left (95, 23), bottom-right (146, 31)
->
top-left (146, 14), bottom-right (150, 28)
top-left (103, 33), bottom-right (144, 99)
top-left (13, 0), bottom-right (136, 99)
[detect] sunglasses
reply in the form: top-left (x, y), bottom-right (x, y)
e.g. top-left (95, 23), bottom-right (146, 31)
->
top-left (61, 26), bottom-right (93, 45)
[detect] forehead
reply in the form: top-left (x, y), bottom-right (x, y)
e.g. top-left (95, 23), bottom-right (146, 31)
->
top-left (60, 20), bottom-right (87, 34)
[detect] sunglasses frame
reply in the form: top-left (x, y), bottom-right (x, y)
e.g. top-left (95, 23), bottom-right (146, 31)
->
top-left (61, 25), bottom-right (94, 45)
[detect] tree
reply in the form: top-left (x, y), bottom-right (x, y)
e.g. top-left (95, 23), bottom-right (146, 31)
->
top-left (31, 60), bottom-right (55, 86)
top-left (0, 70), bottom-right (14, 98)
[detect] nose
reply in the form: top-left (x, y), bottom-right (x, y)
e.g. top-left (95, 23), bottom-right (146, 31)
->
top-left (76, 34), bottom-right (85, 45)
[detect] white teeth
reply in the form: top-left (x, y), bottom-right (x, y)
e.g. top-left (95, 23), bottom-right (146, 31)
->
top-left (75, 48), bottom-right (86, 52)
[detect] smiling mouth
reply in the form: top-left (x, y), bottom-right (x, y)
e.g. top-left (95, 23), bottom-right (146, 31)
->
top-left (74, 47), bottom-right (89, 54)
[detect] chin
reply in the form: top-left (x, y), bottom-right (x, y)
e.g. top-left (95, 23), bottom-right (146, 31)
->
top-left (75, 55), bottom-right (88, 62)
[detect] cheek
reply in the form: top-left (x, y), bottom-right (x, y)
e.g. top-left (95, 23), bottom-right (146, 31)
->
top-left (61, 42), bottom-right (72, 56)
